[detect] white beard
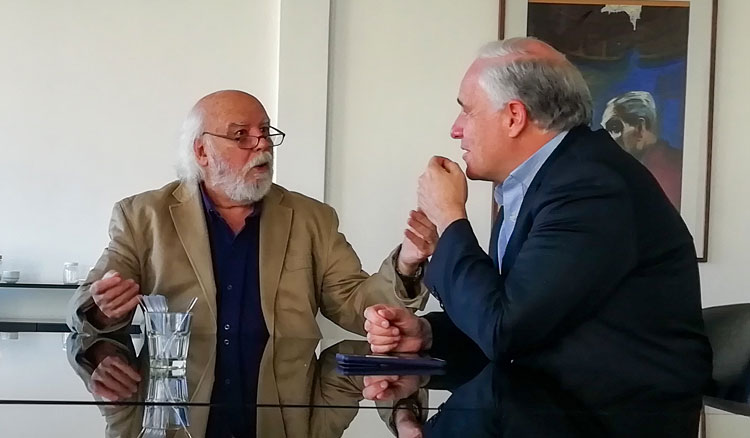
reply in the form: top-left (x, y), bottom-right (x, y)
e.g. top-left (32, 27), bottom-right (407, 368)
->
top-left (207, 151), bottom-right (274, 204)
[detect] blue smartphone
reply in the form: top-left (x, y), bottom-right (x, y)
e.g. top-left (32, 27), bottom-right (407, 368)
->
top-left (335, 352), bottom-right (446, 371)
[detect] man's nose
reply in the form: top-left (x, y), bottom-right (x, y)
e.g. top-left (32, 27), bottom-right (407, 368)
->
top-left (451, 118), bottom-right (464, 139)
top-left (255, 136), bottom-right (272, 151)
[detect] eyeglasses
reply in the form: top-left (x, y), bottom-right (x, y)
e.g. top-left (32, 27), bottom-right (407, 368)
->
top-left (201, 125), bottom-right (285, 149)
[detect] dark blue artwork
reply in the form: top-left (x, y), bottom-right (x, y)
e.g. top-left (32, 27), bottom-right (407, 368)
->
top-left (577, 49), bottom-right (687, 150)
top-left (527, 2), bottom-right (689, 208)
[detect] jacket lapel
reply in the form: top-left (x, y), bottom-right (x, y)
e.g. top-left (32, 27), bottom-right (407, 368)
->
top-left (169, 182), bottom-right (217, 322)
top-left (501, 128), bottom-right (583, 273)
top-left (259, 185), bottom-right (293, 337)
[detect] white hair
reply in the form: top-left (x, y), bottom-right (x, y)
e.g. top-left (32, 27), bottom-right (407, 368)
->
top-left (476, 37), bottom-right (593, 131)
top-left (175, 104), bottom-right (205, 183)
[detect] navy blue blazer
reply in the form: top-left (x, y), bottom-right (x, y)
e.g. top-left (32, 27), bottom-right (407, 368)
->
top-left (424, 126), bottom-right (712, 400)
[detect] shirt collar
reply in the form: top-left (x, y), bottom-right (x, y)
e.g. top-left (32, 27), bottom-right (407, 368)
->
top-left (199, 183), bottom-right (262, 219)
top-left (494, 130), bottom-right (569, 206)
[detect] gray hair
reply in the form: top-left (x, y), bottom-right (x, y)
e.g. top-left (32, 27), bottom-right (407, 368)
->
top-left (603, 91), bottom-right (658, 131)
top-left (476, 37), bottom-right (593, 131)
top-left (176, 104), bottom-right (205, 183)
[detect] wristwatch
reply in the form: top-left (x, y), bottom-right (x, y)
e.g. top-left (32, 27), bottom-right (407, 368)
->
top-left (390, 397), bottom-right (424, 430)
top-left (395, 262), bottom-right (423, 279)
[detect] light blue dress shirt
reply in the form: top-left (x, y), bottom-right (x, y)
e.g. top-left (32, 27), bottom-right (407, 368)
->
top-left (494, 131), bottom-right (569, 271)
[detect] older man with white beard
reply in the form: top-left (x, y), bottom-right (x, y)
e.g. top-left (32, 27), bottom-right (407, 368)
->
top-left (68, 90), bottom-right (435, 339)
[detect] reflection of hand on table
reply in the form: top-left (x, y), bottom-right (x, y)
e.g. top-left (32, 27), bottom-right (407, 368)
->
top-left (363, 373), bottom-right (426, 438)
top-left (87, 341), bottom-right (141, 402)
top-left (362, 375), bottom-right (421, 401)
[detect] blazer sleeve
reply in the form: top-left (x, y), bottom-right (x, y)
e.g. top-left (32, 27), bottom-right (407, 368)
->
top-left (318, 207), bottom-right (429, 335)
top-left (425, 165), bottom-right (638, 361)
top-left (67, 201), bottom-right (142, 334)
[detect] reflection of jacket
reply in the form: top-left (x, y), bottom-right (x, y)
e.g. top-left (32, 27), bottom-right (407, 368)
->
top-left (423, 363), bottom-right (702, 438)
top-left (67, 181), bottom-right (427, 337)
top-left (255, 338), bottom-right (368, 438)
top-left (258, 339), bottom-right (419, 438)
top-left (68, 335), bottom-right (377, 438)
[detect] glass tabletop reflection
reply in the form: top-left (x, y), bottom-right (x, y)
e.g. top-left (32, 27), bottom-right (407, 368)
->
top-left (0, 332), bottom-right (732, 437)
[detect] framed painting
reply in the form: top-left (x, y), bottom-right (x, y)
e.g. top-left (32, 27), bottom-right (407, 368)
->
top-left (499, 0), bottom-right (717, 260)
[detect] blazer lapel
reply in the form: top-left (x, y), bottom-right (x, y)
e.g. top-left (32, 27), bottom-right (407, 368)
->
top-left (501, 128), bottom-right (583, 274)
top-left (259, 185), bottom-right (293, 337)
top-left (169, 182), bottom-right (217, 322)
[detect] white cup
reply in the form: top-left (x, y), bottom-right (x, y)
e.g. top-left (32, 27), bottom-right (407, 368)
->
top-left (1, 270), bottom-right (21, 283)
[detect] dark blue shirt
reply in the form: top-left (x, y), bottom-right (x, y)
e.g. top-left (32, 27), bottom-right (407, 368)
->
top-left (200, 185), bottom-right (268, 437)
top-left (199, 185), bottom-right (267, 339)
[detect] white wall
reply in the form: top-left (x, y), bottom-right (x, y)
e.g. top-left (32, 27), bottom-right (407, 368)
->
top-left (323, 0), bottom-right (750, 311)
top-left (0, 0), bottom-right (747, 314)
top-left (697, 0), bottom-right (750, 308)
top-left (0, 1), bottom-right (748, 437)
top-left (0, 0), bottom-right (280, 282)
top-left (275, 0), bottom-right (330, 200)
top-left (325, 0), bottom-right (498, 321)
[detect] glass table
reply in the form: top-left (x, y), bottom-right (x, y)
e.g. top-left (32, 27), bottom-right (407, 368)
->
top-left (0, 331), bottom-right (745, 437)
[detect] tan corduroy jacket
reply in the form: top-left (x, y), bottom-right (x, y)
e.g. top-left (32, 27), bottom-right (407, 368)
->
top-left (68, 181), bottom-right (428, 336)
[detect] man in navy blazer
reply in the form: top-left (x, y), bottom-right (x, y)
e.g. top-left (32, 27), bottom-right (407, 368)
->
top-left (365, 37), bottom-right (712, 401)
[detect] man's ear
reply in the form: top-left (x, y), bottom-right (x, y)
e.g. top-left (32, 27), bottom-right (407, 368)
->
top-left (194, 138), bottom-right (209, 167)
top-left (506, 100), bottom-right (529, 138)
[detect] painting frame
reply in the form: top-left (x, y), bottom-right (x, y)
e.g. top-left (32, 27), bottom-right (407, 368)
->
top-left (496, 0), bottom-right (718, 261)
